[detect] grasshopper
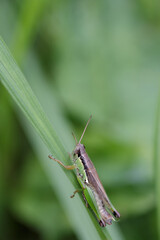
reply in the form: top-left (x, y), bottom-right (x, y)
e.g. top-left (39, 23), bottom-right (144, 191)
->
top-left (49, 115), bottom-right (120, 227)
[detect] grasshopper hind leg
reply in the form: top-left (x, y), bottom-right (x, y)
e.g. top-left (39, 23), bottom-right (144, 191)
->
top-left (99, 220), bottom-right (106, 227)
top-left (113, 210), bottom-right (120, 219)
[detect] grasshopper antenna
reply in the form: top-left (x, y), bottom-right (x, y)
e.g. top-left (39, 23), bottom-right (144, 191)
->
top-left (72, 132), bottom-right (78, 144)
top-left (79, 115), bottom-right (92, 144)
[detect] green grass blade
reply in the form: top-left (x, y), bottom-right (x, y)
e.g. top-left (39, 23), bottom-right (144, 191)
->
top-left (0, 37), bottom-right (66, 162)
top-left (0, 36), bottom-right (111, 240)
top-left (24, 52), bottom-right (125, 240)
top-left (154, 88), bottom-right (160, 240)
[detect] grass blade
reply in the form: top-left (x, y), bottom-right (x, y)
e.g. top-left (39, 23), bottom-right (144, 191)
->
top-left (0, 36), bottom-right (112, 240)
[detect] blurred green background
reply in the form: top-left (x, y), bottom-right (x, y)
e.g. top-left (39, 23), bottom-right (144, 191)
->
top-left (0, 0), bottom-right (160, 239)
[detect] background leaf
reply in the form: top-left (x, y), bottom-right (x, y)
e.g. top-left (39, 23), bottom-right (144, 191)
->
top-left (0, 0), bottom-right (160, 239)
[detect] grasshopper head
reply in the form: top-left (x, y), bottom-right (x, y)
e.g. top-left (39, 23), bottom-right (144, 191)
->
top-left (74, 143), bottom-right (86, 156)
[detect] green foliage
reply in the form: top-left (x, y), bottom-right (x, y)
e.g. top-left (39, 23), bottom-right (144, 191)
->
top-left (0, 0), bottom-right (160, 239)
top-left (154, 89), bottom-right (160, 239)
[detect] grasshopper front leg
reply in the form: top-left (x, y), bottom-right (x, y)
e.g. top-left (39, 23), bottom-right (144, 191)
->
top-left (48, 155), bottom-right (75, 170)
top-left (70, 187), bottom-right (85, 198)
top-left (70, 188), bottom-right (89, 208)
